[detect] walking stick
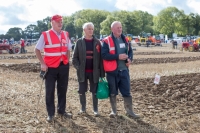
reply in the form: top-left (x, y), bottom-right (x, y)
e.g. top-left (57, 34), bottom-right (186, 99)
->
top-left (34, 70), bottom-right (47, 123)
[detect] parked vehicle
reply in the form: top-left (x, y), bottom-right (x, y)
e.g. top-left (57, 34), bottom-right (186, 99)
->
top-left (0, 43), bottom-right (20, 54)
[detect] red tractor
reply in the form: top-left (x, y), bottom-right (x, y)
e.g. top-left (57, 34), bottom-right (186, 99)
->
top-left (181, 42), bottom-right (199, 52)
top-left (0, 43), bottom-right (20, 54)
top-left (181, 42), bottom-right (190, 51)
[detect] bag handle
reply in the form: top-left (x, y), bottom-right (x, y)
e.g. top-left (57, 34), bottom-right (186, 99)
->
top-left (99, 77), bottom-right (107, 82)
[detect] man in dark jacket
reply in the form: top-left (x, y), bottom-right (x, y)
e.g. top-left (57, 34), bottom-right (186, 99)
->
top-left (101, 21), bottom-right (140, 119)
top-left (72, 22), bottom-right (105, 116)
top-left (173, 40), bottom-right (178, 49)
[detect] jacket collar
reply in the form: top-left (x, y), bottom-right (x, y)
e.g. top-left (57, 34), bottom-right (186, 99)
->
top-left (81, 35), bottom-right (98, 42)
top-left (111, 33), bottom-right (126, 42)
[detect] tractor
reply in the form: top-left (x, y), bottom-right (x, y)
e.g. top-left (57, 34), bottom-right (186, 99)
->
top-left (0, 43), bottom-right (21, 54)
top-left (137, 32), bottom-right (150, 46)
top-left (126, 34), bottom-right (133, 42)
top-left (181, 42), bottom-right (199, 52)
top-left (137, 32), bottom-right (162, 47)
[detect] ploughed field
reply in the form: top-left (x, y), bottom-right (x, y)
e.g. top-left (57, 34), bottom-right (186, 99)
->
top-left (0, 45), bottom-right (200, 132)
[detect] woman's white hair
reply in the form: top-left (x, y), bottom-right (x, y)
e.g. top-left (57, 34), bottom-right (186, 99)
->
top-left (82, 22), bottom-right (94, 29)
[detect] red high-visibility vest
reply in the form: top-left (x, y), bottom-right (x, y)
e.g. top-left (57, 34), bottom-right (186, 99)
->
top-left (21, 40), bottom-right (25, 47)
top-left (103, 36), bottom-right (129, 72)
top-left (103, 36), bottom-right (117, 72)
top-left (42, 30), bottom-right (69, 68)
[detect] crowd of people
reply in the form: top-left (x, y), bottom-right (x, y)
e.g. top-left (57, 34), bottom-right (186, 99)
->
top-left (0, 38), bottom-right (14, 45)
top-left (34, 14), bottom-right (141, 123)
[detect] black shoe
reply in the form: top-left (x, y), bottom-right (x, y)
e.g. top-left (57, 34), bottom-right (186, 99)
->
top-left (58, 112), bottom-right (72, 119)
top-left (47, 116), bottom-right (54, 122)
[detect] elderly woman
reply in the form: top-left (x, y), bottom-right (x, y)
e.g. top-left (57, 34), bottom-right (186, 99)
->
top-left (72, 22), bottom-right (105, 116)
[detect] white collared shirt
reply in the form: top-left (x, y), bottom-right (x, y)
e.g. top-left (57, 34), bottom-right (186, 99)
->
top-left (35, 28), bottom-right (72, 51)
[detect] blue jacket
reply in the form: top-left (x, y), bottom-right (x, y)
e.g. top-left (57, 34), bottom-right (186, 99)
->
top-left (101, 33), bottom-right (133, 75)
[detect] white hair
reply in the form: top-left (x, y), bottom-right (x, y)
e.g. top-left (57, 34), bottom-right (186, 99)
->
top-left (111, 21), bottom-right (121, 28)
top-left (82, 22), bottom-right (94, 29)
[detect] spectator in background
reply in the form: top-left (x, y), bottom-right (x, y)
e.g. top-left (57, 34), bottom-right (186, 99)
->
top-left (198, 40), bottom-right (200, 48)
top-left (9, 38), bottom-right (14, 45)
top-left (3, 39), bottom-right (8, 44)
top-left (20, 38), bottom-right (26, 53)
top-left (71, 38), bottom-right (76, 51)
top-left (146, 38), bottom-right (151, 47)
top-left (189, 40), bottom-right (193, 45)
top-left (173, 40), bottom-right (178, 49)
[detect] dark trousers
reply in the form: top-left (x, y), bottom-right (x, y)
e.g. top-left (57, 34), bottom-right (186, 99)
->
top-left (106, 69), bottom-right (131, 97)
top-left (45, 62), bottom-right (69, 116)
top-left (21, 47), bottom-right (25, 53)
top-left (78, 72), bottom-right (97, 94)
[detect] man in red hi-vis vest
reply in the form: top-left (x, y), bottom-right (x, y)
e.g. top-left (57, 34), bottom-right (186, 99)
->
top-left (35, 14), bottom-right (72, 122)
top-left (101, 21), bottom-right (141, 119)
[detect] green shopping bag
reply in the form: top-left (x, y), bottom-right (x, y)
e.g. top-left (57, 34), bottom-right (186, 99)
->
top-left (96, 78), bottom-right (109, 99)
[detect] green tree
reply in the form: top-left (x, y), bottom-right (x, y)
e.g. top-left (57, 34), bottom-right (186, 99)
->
top-left (153, 7), bottom-right (185, 37)
top-left (100, 15), bottom-right (118, 35)
top-left (63, 15), bottom-right (76, 38)
top-left (73, 9), bottom-right (110, 38)
top-left (179, 14), bottom-right (193, 35)
top-left (74, 17), bottom-right (88, 38)
top-left (133, 10), bottom-right (154, 35)
top-left (36, 17), bottom-right (51, 35)
top-left (189, 13), bottom-right (200, 35)
top-left (6, 27), bottom-right (23, 41)
top-left (0, 34), bottom-right (6, 39)
top-left (112, 11), bottom-right (139, 35)
top-left (24, 24), bottom-right (38, 40)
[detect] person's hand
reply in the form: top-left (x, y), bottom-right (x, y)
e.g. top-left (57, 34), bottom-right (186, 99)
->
top-left (119, 54), bottom-right (128, 60)
top-left (126, 58), bottom-right (131, 67)
top-left (41, 63), bottom-right (48, 71)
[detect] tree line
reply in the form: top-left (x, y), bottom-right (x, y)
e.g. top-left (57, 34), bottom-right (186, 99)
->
top-left (1, 6), bottom-right (200, 41)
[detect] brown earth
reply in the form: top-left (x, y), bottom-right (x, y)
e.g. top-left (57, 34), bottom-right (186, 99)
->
top-left (0, 46), bottom-right (200, 132)
top-left (1, 55), bottom-right (200, 72)
top-left (1, 65), bottom-right (200, 132)
top-left (0, 51), bottom-right (178, 60)
top-left (134, 51), bottom-right (181, 55)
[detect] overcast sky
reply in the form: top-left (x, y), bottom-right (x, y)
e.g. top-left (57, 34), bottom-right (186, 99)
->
top-left (0, 0), bottom-right (200, 34)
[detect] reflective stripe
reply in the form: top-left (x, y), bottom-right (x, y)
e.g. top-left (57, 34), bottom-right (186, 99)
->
top-left (44, 44), bottom-right (61, 48)
top-left (110, 47), bottom-right (115, 50)
top-left (106, 37), bottom-right (115, 51)
top-left (107, 38), bottom-right (111, 50)
top-left (46, 31), bottom-right (52, 45)
top-left (44, 52), bottom-right (67, 56)
top-left (63, 31), bottom-right (69, 44)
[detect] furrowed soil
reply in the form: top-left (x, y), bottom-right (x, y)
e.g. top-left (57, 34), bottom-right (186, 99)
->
top-left (0, 44), bottom-right (200, 133)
